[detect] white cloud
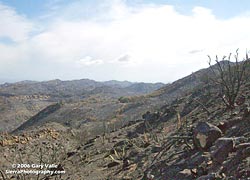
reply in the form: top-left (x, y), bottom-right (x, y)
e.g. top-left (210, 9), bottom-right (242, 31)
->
top-left (77, 56), bottom-right (103, 66)
top-left (0, 3), bottom-right (33, 42)
top-left (0, 1), bottom-right (250, 83)
top-left (117, 54), bottom-right (131, 62)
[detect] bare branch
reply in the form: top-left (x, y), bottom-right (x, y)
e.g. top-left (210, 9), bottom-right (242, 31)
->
top-left (207, 49), bottom-right (248, 110)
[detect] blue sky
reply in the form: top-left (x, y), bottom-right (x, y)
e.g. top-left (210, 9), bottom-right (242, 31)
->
top-left (2, 0), bottom-right (250, 19)
top-left (0, 0), bottom-right (250, 83)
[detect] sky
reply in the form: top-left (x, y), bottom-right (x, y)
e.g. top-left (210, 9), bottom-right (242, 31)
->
top-left (0, 0), bottom-right (250, 83)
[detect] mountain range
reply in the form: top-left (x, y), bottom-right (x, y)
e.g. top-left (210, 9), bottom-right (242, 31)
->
top-left (0, 79), bottom-right (164, 132)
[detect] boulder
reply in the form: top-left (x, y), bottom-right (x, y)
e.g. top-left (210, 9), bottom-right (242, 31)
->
top-left (211, 138), bottom-right (235, 164)
top-left (193, 122), bottom-right (222, 151)
top-left (217, 118), bottom-right (240, 133)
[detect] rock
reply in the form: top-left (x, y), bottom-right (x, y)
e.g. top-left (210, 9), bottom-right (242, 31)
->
top-left (193, 122), bottom-right (222, 151)
top-left (217, 118), bottom-right (240, 133)
top-left (211, 138), bottom-right (235, 164)
top-left (222, 143), bottom-right (250, 174)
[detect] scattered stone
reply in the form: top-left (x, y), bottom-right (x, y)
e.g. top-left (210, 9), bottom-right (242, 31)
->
top-left (211, 138), bottom-right (235, 164)
top-left (222, 143), bottom-right (250, 174)
top-left (193, 122), bottom-right (222, 151)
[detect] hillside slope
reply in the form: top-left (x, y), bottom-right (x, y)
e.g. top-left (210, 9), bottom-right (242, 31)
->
top-left (12, 66), bottom-right (208, 134)
top-left (1, 65), bottom-right (250, 179)
top-left (0, 79), bottom-right (164, 132)
top-left (1, 62), bottom-right (250, 179)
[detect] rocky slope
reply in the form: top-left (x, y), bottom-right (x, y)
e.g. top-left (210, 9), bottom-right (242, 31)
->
top-left (0, 62), bottom-right (250, 179)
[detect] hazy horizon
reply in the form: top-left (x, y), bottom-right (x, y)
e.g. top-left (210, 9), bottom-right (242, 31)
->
top-left (0, 0), bottom-right (250, 83)
top-left (0, 77), bottom-right (167, 84)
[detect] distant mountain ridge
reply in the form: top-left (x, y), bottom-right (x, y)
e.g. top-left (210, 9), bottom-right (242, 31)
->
top-left (0, 79), bottom-right (164, 97)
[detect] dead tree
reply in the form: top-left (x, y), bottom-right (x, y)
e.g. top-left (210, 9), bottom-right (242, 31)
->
top-left (208, 49), bottom-right (249, 110)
